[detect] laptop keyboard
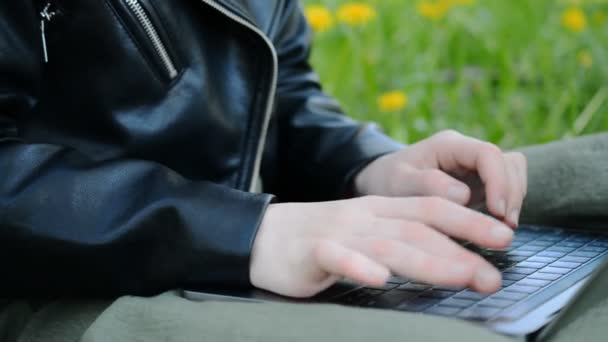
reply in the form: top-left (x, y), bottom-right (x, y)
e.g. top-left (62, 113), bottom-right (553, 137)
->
top-left (331, 225), bottom-right (608, 321)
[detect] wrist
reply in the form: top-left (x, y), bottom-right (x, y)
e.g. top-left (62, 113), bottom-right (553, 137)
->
top-left (249, 203), bottom-right (279, 289)
top-left (353, 153), bottom-right (392, 196)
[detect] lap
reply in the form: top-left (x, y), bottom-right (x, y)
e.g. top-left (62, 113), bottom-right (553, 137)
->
top-left (5, 292), bottom-right (515, 342)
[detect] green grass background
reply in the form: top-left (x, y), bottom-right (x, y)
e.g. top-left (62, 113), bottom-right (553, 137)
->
top-left (302, 0), bottom-right (608, 148)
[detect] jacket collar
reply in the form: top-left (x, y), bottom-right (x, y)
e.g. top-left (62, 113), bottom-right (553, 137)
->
top-left (202, 0), bottom-right (258, 28)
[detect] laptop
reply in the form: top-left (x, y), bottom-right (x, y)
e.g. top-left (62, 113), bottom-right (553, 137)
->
top-left (183, 225), bottom-right (608, 338)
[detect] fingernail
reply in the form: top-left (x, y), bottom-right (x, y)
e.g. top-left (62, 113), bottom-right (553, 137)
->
top-left (447, 185), bottom-right (469, 203)
top-left (496, 199), bottom-right (506, 217)
top-left (475, 267), bottom-right (501, 289)
top-left (491, 225), bottom-right (513, 243)
top-left (509, 209), bottom-right (520, 226)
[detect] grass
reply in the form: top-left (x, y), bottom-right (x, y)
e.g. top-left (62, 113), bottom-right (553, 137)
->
top-left (302, 0), bottom-right (608, 148)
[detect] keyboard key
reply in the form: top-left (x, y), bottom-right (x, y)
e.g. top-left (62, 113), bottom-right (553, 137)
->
top-left (362, 290), bottom-right (416, 308)
top-left (492, 291), bottom-right (528, 301)
top-left (397, 283), bottom-right (430, 292)
top-left (507, 241), bottom-right (525, 248)
top-left (589, 241), bottom-right (608, 248)
top-left (334, 289), bottom-right (383, 305)
top-left (505, 267), bottom-right (536, 275)
top-left (571, 251), bottom-right (600, 258)
top-left (433, 285), bottom-right (466, 292)
top-left (361, 297), bottom-right (399, 309)
top-left (513, 235), bottom-right (535, 241)
top-left (518, 278), bottom-right (551, 287)
top-left (504, 285), bottom-right (541, 294)
top-left (440, 298), bottom-right (476, 308)
top-left (454, 291), bottom-right (487, 301)
top-left (409, 282), bottom-right (432, 286)
top-left (570, 237), bottom-right (594, 243)
top-left (507, 250), bottom-right (536, 257)
top-left (501, 279), bottom-right (515, 287)
top-left (516, 261), bottom-right (546, 269)
top-left (546, 246), bottom-right (576, 253)
top-left (425, 305), bottom-right (463, 316)
top-left (387, 276), bottom-right (408, 284)
top-left (550, 261), bottom-right (581, 269)
top-left (365, 283), bottom-right (398, 290)
top-left (528, 272), bottom-right (562, 281)
top-left (537, 236), bottom-right (564, 242)
top-left (540, 267), bottom-right (572, 275)
top-left (480, 249), bottom-right (507, 258)
top-left (458, 306), bottom-right (502, 321)
top-left (397, 297), bottom-right (440, 312)
top-left (479, 298), bottom-right (515, 308)
top-left (560, 256), bottom-right (591, 263)
top-left (421, 290), bottom-right (456, 299)
top-left (518, 245), bottom-right (546, 252)
top-left (506, 256), bottom-right (528, 262)
top-left (580, 246), bottom-right (607, 253)
top-left (527, 256), bottom-right (557, 263)
top-left (513, 237), bottom-right (535, 243)
top-left (502, 273), bottom-right (526, 281)
top-left (556, 242), bottom-right (585, 248)
top-left (494, 261), bottom-right (516, 270)
top-left (537, 251), bottom-right (566, 258)
top-left (528, 240), bottom-right (554, 247)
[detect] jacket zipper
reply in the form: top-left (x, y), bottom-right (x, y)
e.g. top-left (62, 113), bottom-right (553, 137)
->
top-left (199, 0), bottom-right (278, 193)
top-left (124, 0), bottom-right (178, 79)
top-left (40, 1), bottom-right (59, 63)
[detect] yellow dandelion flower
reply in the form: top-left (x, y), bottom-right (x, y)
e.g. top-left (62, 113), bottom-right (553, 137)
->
top-left (577, 50), bottom-right (593, 68)
top-left (337, 3), bottom-right (377, 26)
top-left (561, 7), bottom-right (587, 33)
top-left (305, 5), bottom-right (334, 33)
top-left (378, 91), bottom-right (409, 112)
top-left (416, 1), bottom-right (450, 21)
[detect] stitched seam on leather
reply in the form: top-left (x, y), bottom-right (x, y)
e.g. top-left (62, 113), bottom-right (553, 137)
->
top-left (102, 0), bottom-right (165, 85)
top-left (236, 37), bottom-right (264, 190)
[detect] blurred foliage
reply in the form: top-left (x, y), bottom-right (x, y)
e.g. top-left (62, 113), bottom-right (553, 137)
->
top-left (302, 0), bottom-right (608, 147)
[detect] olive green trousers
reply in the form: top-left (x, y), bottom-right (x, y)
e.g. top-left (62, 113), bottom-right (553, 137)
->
top-left (3, 133), bottom-right (608, 342)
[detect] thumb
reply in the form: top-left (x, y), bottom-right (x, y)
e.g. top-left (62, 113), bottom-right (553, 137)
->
top-left (396, 168), bottom-right (471, 205)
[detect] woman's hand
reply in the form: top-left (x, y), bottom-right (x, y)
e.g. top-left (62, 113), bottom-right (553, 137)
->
top-left (355, 130), bottom-right (528, 227)
top-left (250, 196), bottom-right (512, 298)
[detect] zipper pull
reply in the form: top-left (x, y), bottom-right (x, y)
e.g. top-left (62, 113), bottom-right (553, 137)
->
top-left (40, 2), bottom-right (58, 63)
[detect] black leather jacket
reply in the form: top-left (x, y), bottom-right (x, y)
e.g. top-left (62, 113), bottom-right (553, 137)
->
top-left (0, 0), bottom-right (402, 296)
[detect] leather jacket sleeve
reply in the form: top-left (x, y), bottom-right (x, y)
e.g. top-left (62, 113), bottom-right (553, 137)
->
top-left (269, 1), bottom-right (405, 202)
top-left (0, 2), bottom-right (272, 297)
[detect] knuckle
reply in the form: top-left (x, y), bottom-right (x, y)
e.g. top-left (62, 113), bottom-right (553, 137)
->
top-left (422, 169), bottom-right (445, 187)
top-left (436, 129), bottom-right (462, 140)
top-left (431, 130), bottom-right (462, 145)
top-left (507, 151), bottom-right (527, 164)
top-left (412, 253), bottom-right (435, 273)
top-left (370, 239), bottom-right (396, 258)
top-left (482, 142), bottom-right (503, 156)
top-left (405, 222), bottom-right (430, 241)
top-left (516, 152), bottom-right (528, 168)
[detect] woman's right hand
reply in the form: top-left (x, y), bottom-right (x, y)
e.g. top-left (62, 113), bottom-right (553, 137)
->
top-left (249, 196), bottom-right (513, 298)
